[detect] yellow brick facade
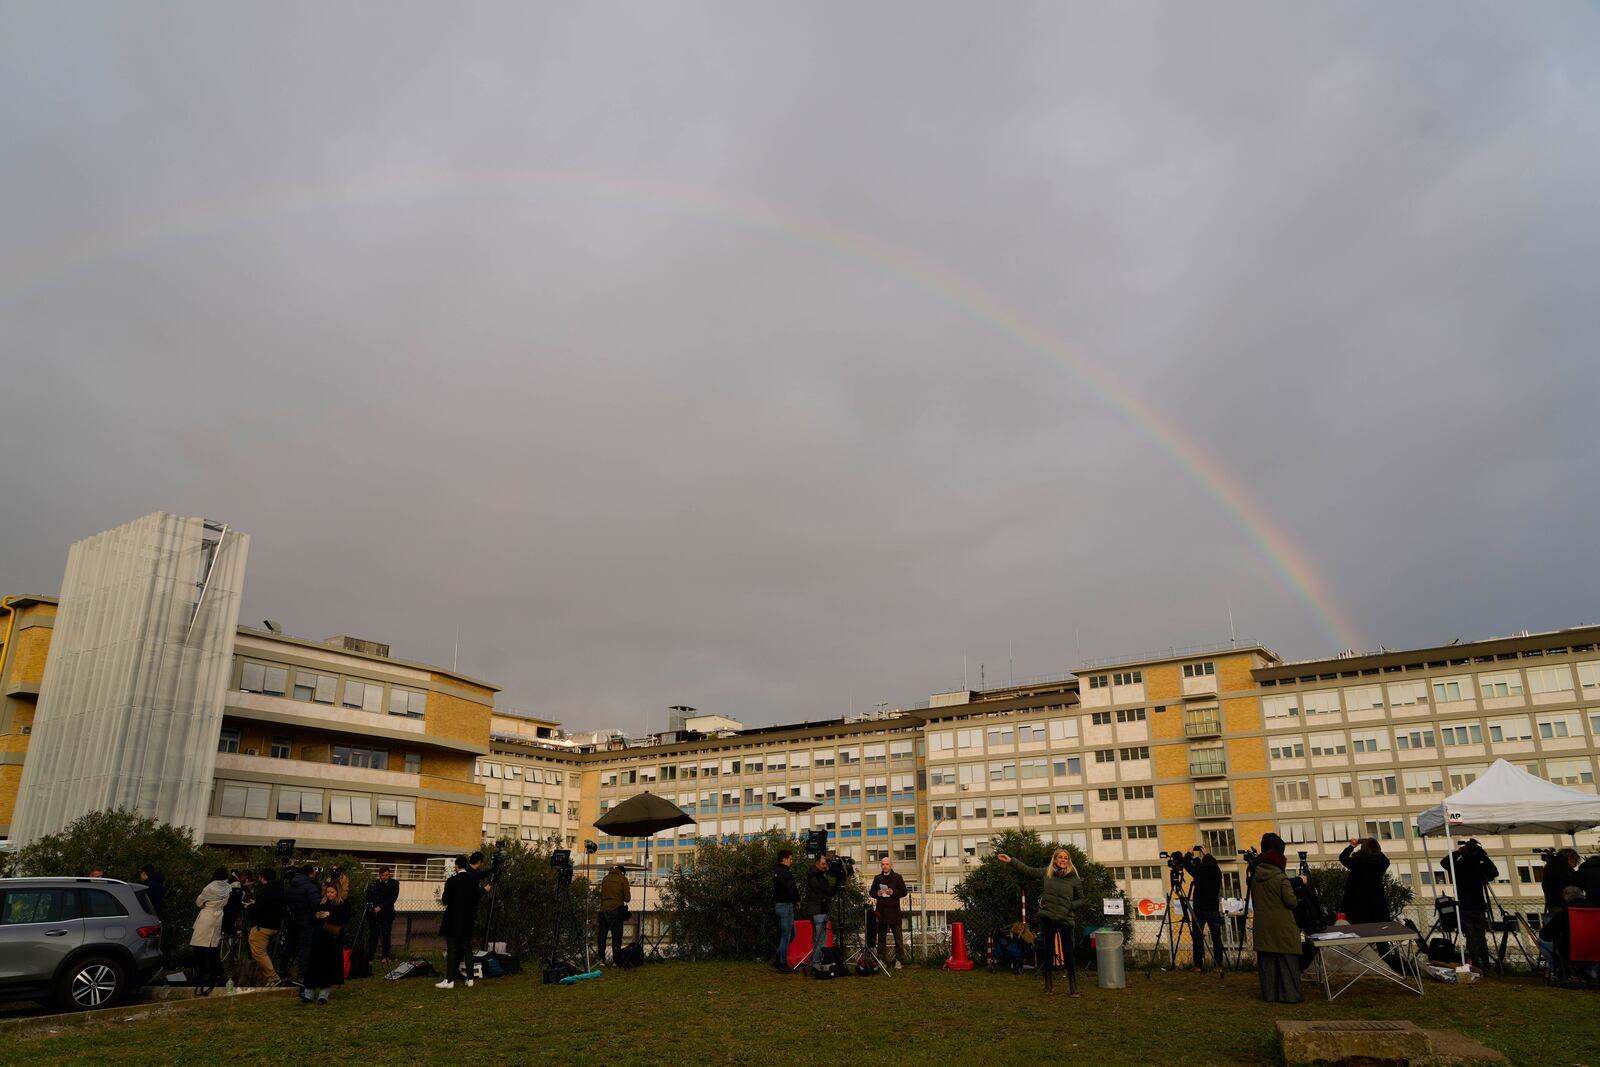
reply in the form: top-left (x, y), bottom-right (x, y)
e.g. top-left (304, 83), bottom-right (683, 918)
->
top-left (1231, 776), bottom-right (1272, 815)
top-left (423, 681), bottom-right (493, 748)
top-left (415, 796), bottom-right (483, 850)
top-left (1153, 741), bottom-right (1189, 779)
top-left (1222, 695), bottom-right (1260, 733)
top-left (1225, 736), bottom-right (1266, 774)
top-left (1143, 664), bottom-right (1181, 702)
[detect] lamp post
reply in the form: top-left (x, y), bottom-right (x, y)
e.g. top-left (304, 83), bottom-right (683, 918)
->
top-left (920, 815), bottom-right (948, 959)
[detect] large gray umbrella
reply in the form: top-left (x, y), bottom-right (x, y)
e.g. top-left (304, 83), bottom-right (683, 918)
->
top-left (593, 791), bottom-right (696, 952)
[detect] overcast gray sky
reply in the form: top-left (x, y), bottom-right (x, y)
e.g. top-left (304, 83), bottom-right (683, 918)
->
top-left (2, 2), bottom-right (1597, 730)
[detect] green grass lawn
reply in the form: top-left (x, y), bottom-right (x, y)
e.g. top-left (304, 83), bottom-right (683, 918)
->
top-left (8, 962), bottom-right (1597, 1066)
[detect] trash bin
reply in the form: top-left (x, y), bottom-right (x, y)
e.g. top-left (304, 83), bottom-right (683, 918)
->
top-left (1095, 929), bottom-right (1126, 988)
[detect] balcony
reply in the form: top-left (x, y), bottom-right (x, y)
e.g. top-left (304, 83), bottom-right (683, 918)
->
top-left (1189, 758), bottom-right (1228, 778)
top-left (213, 751), bottom-right (421, 790)
top-left (1183, 714), bottom-right (1223, 738)
top-left (1193, 800), bottom-right (1233, 819)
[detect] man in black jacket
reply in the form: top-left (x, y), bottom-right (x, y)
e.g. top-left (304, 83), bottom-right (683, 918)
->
top-left (1576, 853), bottom-right (1600, 903)
top-left (281, 865), bottom-right (320, 984)
top-left (366, 866), bottom-right (401, 963)
top-left (248, 870), bottom-right (285, 986)
top-left (868, 857), bottom-right (909, 967)
top-left (806, 855), bottom-right (836, 973)
top-left (437, 856), bottom-right (485, 988)
top-left (772, 850), bottom-right (799, 970)
top-left (1446, 839), bottom-right (1501, 970)
top-left (1182, 845), bottom-right (1225, 972)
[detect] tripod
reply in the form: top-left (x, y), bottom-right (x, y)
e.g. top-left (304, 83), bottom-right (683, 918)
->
top-left (1224, 858), bottom-right (1257, 974)
top-left (544, 862), bottom-right (592, 980)
top-left (1148, 863), bottom-right (1194, 975)
top-left (1485, 884), bottom-right (1539, 975)
top-left (845, 896), bottom-right (895, 978)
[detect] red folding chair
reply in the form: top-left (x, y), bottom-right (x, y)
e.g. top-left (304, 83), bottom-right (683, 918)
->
top-left (1567, 906), bottom-right (1600, 980)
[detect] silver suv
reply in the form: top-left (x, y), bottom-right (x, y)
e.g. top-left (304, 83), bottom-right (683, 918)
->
top-left (0, 877), bottom-right (164, 1012)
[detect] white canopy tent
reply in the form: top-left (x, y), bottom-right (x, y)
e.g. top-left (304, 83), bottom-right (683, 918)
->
top-left (1415, 759), bottom-right (1600, 962)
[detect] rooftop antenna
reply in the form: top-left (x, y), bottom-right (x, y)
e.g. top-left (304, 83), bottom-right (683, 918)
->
top-left (963, 652), bottom-right (969, 692)
top-left (1227, 599), bottom-right (1237, 647)
top-left (453, 619), bottom-right (460, 672)
top-left (1009, 639), bottom-right (1015, 688)
top-left (980, 662), bottom-right (985, 692)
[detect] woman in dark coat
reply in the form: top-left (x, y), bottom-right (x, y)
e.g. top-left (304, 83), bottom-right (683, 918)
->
top-left (299, 882), bottom-right (350, 1005)
top-left (1338, 838), bottom-right (1391, 923)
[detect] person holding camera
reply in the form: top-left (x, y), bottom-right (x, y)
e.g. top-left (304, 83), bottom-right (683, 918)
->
top-left (1338, 837), bottom-right (1392, 924)
top-left (806, 854), bottom-right (836, 973)
top-left (366, 866), bottom-right (400, 964)
top-left (598, 863), bottom-right (632, 965)
top-left (299, 880), bottom-right (350, 1005)
top-left (436, 856), bottom-right (482, 989)
top-left (1181, 844), bottom-right (1225, 973)
top-left (248, 869), bottom-right (285, 986)
top-left (997, 849), bottom-right (1084, 996)
top-left (1444, 840), bottom-right (1499, 971)
top-left (772, 850), bottom-right (799, 971)
top-left (1252, 832), bottom-right (1308, 1003)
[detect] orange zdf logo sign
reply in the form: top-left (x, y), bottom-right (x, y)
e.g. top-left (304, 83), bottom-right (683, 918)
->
top-left (1137, 898), bottom-right (1167, 916)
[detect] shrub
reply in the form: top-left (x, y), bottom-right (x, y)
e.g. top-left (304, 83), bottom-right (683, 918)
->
top-left (468, 838), bottom-right (598, 965)
top-left (1303, 861), bottom-right (1414, 921)
top-left (7, 808), bottom-right (218, 955)
top-left (662, 831), bottom-right (865, 960)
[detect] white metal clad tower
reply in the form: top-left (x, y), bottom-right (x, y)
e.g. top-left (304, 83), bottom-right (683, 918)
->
top-left (10, 513), bottom-right (249, 844)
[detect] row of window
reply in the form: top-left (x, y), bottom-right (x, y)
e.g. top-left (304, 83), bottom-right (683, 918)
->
top-left (1267, 712), bottom-right (1600, 760)
top-left (217, 729), bottom-right (422, 774)
top-left (475, 762), bottom-right (566, 786)
top-left (483, 794), bottom-right (577, 817)
top-left (596, 742), bottom-right (919, 787)
top-left (1263, 665), bottom-right (1600, 720)
top-left (1086, 669), bottom-right (1146, 689)
top-left (212, 780), bottom-right (418, 827)
top-left (1088, 707), bottom-right (1149, 725)
top-left (237, 659), bottom-right (428, 719)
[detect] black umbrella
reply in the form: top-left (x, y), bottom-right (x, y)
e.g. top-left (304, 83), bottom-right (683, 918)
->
top-left (593, 791), bottom-right (696, 954)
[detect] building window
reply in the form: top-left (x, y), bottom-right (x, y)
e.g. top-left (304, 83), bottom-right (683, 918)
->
top-left (1126, 824), bottom-right (1159, 839)
top-left (332, 745), bottom-right (388, 770)
top-left (1115, 708), bottom-right (1146, 723)
top-left (1440, 723), bottom-right (1482, 746)
top-left (269, 736), bottom-right (291, 760)
top-left (277, 788), bottom-right (323, 822)
top-left (239, 662), bottom-right (289, 696)
top-left (330, 794), bottom-right (374, 825)
top-left (1274, 777), bottom-right (1311, 802)
top-left (1094, 749), bottom-right (1116, 764)
top-left (1113, 671), bottom-right (1143, 686)
top-left (1088, 675), bottom-right (1108, 689)
top-left (1122, 785), bottom-right (1153, 800)
top-left (375, 796), bottom-right (416, 827)
top-left (217, 782), bottom-right (271, 819)
top-left (1091, 712), bottom-right (1112, 726)
top-left (388, 687), bottom-right (427, 718)
top-left (1183, 662), bottom-right (1216, 678)
top-left (1431, 680), bottom-right (1464, 703)
top-left (1395, 729), bottom-right (1435, 750)
top-left (1100, 826), bottom-right (1123, 841)
top-left (218, 728), bottom-right (241, 754)
top-left (1097, 787), bottom-right (1118, 802)
top-left (1052, 756), bottom-right (1082, 777)
top-left (1201, 829), bottom-right (1235, 854)
top-left (1055, 793), bottom-right (1085, 814)
top-left (1118, 746), bottom-right (1150, 761)
top-left (342, 680), bottom-right (385, 713)
top-left (404, 752), bottom-right (422, 775)
top-left (293, 671), bottom-right (337, 704)
top-left (1270, 741), bottom-right (1305, 760)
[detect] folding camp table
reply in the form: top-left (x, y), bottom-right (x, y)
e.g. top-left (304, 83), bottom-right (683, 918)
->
top-left (1304, 922), bottom-right (1424, 1001)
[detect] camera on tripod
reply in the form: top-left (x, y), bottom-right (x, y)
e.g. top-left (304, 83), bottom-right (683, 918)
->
top-left (827, 853), bottom-right (855, 881)
top-left (1533, 846), bottom-right (1557, 861)
top-left (804, 828), bottom-right (829, 860)
top-left (1239, 846), bottom-right (1261, 871)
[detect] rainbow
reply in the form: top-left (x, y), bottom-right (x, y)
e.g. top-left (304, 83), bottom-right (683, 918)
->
top-left (0, 169), bottom-right (1365, 651)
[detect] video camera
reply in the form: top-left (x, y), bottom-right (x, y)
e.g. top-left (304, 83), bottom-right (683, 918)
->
top-left (804, 828), bottom-right (829, 860)
top-left (1239, 846), bottom-right (1261, 871)
top-left (549, 848), bottom-right (573, 886)
top-left (1533, 846), bottom-right (1558, 861)
top-left (827, 853), bottom-right (855, 881)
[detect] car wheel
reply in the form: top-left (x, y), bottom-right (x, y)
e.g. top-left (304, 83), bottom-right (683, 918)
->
top-left (56, 955), bottom-right (125, 1012)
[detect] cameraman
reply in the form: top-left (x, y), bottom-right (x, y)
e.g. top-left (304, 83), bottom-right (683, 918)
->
top-left (806, 854), bottom-right (836, 973)
top-left (248, 869), bottom-right (285, 986)
top-left (282, 864), bottom-right (320, 984)
top-left (1444, 839), bottom-right (1499, 971)
top-left (772, 850), bottom-right (799, 971)
top-left (1181, 844), bottom-right (1224, 973)
top-left (597, 863), bottom-right (631, 965)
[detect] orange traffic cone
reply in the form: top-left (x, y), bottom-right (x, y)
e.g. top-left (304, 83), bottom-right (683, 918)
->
top-left (944, 921), bottom-right (975, 971)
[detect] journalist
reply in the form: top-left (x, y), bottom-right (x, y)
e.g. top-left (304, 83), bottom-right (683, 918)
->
top-left (1182, 844), bottom-right (1225, 972)
top-left (772, 849), bottom-right (799, 971)
top-left (868, 856), bottom-right (909, 967)
top-left (299, 881), bottom-right (350, 1005)
top-left (190, 867), bottom-right (232, 996)
top-left (436, 856), bottom-right (482, 989)
top-left (1252, 832), bottom-right (1307, 1004)
top-left (248, 870), bottom-right (285, 986)
top-left (1338, 837), bottom-right (1392, 923)
top-left (598, 863), bottom-right (631, 965)
top-left (997, 849), bottom-right (1084, 996)
top-left (282, 864), bottom-right (320, 984)
top-left (1443, 840), bottom-right (1499, 971)
top-left (1541, 848), bottom-right (1580, 917)
top-left (806, 854), bottom-right (836, 973)
top-left (366, 866), bottom-right (400, 964)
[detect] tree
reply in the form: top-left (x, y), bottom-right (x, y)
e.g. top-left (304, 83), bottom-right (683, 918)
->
top-left (1303, 861), bottom-right (1414, 922)
top-left (662, 831), bottom-right (865, 960)
top-left (952, 830), bottom-right (1131, 956)
top-left (7, 809), bottom-right (219, 955)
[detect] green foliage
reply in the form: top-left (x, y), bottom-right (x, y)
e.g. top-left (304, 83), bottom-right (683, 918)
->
top-left (953, 830), bottom-right (1131, 950)
top-left (7, 808), bottom-right (219, 954)
top-left (1303, 862), bottom-right (1414, 920)
top-left (471, 837), bottom-right (599, 963)
top-left (662, 831), bottom-right (865, 960)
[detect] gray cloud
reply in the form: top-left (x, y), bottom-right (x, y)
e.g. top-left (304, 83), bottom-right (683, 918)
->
top-left (2, 1), bottom-right (1597, 728)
